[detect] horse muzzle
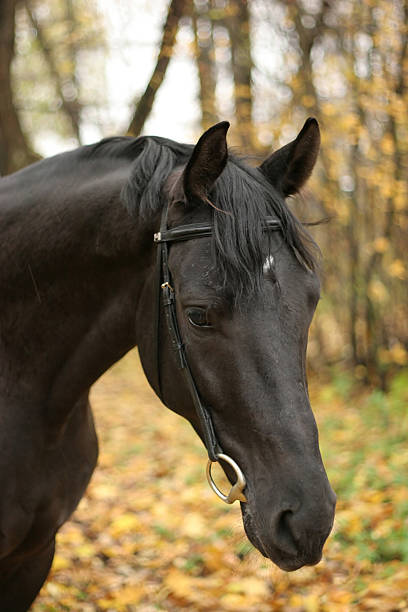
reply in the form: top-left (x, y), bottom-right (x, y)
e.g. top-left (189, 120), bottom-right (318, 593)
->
top-left (241, 483), bottom-right (336, 571)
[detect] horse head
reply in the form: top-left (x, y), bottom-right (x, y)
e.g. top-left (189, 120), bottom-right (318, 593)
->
top-left (137, 120), bottom-right (336, 571)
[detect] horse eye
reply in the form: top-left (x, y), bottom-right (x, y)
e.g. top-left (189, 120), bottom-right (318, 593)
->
top-left (187, 308), bottom-right (212, 328)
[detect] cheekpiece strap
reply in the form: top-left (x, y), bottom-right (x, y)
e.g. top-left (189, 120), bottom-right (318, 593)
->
top-left (154, 207), bottom-right (282, 463)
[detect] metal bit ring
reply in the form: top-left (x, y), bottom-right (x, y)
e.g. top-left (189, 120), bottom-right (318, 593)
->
top-left (206, 453), bottom-right (247, 504)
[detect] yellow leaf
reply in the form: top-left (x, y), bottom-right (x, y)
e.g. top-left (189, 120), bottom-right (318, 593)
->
top-left (330, 590), bottom-right (354, 604)
top-left (181, 512), bottom-right (206, 538)
top-left (368, 279), bottom-right (388, 303)
top-left (165, 568), bottom-right (196, 599)
top-left (221, 593), bottom-right (255, 609)
top-left (114, 584), bottom-right (145, 606)
top-left (289, 593), bottom-right (303, 606)
top-left (110, 513), bottom-right (141, 537)
top-left (388, 259), bottom-right (406, 279)
top-left (301, 94), bottom-right (316, 108)
top-left (304, 593), bottom-right (321, 612)
top-left (339, 511), bottom-right (363, 536)
top-left (380, 134), bottom-right (395, 155)
top-left (52, 554), bottom-right (70, 571)
top-left (46, 582), bottom-right (62, 598)
top-left (389, 343), bottom-right (408, 365)
top-left (204, 543), bottom-right (227, 572)
top-left (373, 236), bottom-right (389, 253)
top-left (322, 102), bottom-right (336, 116)
top-left (227, 577), bottom-right (268, 597)
top-left (75, 543), bottom-right (96, 559)
top-left (97, 597), bottom-right (115, 610)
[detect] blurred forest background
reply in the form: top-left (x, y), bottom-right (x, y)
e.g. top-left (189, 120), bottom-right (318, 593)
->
top-left (2, 0), bottom-right (407, 387)
top-left (1, 0), bottom-right (408, 609)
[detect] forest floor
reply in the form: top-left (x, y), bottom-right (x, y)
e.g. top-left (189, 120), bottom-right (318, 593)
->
top-left (34, 351), bottom-right (408, 611)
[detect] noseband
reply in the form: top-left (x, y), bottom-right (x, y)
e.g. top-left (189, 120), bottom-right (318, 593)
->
top-left (153, 202), bottom-right (281, 504)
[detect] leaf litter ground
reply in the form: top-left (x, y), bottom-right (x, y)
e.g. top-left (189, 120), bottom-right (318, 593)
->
top-left (34, 352), bottom-right (408, 611)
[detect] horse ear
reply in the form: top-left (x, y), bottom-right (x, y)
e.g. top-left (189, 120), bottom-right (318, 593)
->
top-left (183, 121), bottom-right (229, 202)
top-left (259, 118), bottom-right (320, 197)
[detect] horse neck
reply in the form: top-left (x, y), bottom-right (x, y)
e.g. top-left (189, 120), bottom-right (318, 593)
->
top-left (0, 153), bottom-right (158, 431)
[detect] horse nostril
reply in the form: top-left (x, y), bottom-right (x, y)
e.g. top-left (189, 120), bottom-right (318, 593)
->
top-left (275, 510), bottom-right (298, 556)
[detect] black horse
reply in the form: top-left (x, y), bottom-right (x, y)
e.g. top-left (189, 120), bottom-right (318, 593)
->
top-left (0, 119), bottom-right (335, 610)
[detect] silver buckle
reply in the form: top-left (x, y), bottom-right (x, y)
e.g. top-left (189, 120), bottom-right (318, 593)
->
top-left (206, 453), bottom-right (247, 504)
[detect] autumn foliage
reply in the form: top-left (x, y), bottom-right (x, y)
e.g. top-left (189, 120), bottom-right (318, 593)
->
top-left (33, 352), bottom-right (408, 611)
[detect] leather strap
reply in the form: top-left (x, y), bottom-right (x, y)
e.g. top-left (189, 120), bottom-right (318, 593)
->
top-left (153, 204), bottom-right (282, 463)
top-left (154, 203), bottom-right (221, 461)
top-left (154, 217), bottom-right (281, 244)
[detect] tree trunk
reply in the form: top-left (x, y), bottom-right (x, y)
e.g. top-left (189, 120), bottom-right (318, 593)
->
top-left (0, 0), bottom-right (38, 174)
top-left (193, 0), bottom-right (218, 131)
top-left (127, 0), bottom-right (187, 137)
top-left (225, 0), bottom-right (253, 152)
top-left (25, 0), bottom-right (83, 144)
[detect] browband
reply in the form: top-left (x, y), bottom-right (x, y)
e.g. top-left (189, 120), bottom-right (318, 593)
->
top-left (154, 217), bottom-right (282, 244)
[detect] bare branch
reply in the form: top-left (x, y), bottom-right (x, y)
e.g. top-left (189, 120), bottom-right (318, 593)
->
top-left (127, 0), bottom-right (188, 137)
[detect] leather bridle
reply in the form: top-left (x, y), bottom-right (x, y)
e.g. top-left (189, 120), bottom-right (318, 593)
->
top-left (153, 201), bottom-right (282, 504)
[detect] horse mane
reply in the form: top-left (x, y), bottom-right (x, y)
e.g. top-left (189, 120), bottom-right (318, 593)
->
top-left (86, 135), bottom-right (319, 302)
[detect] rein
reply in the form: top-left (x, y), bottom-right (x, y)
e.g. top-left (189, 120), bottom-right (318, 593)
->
top-left (153, 203), bottom-right (281, 504)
